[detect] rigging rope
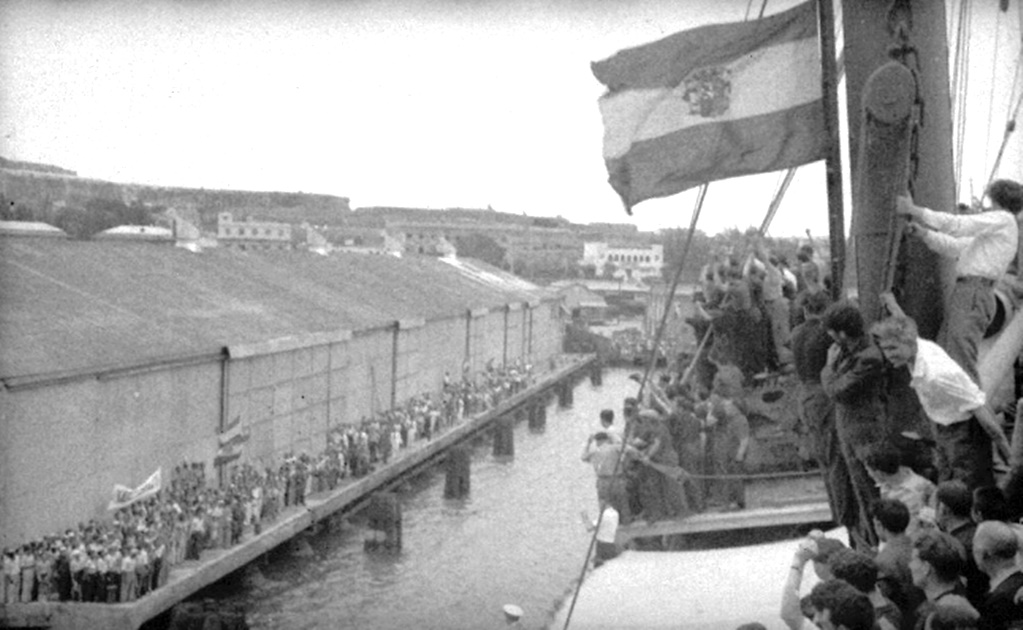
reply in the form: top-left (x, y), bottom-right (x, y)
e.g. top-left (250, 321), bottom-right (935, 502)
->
top-left (986, 88), bottom-right (1023, 190)
top-left (951, 0), bottom-right (971, 198)
top-left (561, 164), bottom-right (796, 629)
top-left (641, 462), bottom-right (823, 482)
top-left (561, 4), bottom-right (785, 625)
top-left (759, 168), bottom-right (797, 235)
top-left (984, 3), bottom-right (1023, 190)
top-left (985, 12), bottom-right (1004, 177)
top-left (560, 183), bottom-right (708, 630)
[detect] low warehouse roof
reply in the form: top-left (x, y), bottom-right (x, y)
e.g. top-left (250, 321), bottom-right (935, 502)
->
top-left (0, 238), bottom-right (553, 380)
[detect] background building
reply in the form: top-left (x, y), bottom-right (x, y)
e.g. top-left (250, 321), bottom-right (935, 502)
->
top-left (217, 211), bottom-right (293, 250)
top-left (581, 242), bottom-right (664, 281)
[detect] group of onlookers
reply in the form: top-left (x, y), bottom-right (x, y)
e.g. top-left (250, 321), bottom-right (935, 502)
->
top-left (788, 182), bottom-right (1023, 552)
top-left (1, 362), bottom-right (535, 605)
top-left (776, 481), bottom-right (1023, 629)
top-left (769, 182), bottom-right (1023, 626)
top-left (589, 181), bottom-right (1023, 625)
top-left (689, 235), bottom-right (829, 386)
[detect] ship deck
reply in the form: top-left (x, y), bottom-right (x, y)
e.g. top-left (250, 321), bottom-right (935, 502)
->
top-left (616, 470), bottom-right (833, 544)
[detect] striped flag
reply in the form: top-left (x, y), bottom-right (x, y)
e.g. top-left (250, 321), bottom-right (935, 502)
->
top-left (592, 0), bottom-right (826, 211)
top-left (216, 415), bottom-right (250, 466)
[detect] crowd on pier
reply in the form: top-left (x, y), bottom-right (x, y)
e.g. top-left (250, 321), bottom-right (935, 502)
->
top-left (1, 361), bottom-right (535, 605)
top-left (583, 181), bottom-right (1023, 627)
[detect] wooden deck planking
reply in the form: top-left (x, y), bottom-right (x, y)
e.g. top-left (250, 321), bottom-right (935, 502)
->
top-left (616, 502), bottom-right (834, 543)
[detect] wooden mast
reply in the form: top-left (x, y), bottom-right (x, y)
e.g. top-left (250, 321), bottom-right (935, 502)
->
top-left (840, 0), bottom-right (956, 336)
top-left (817, 0), bottom-right (846, 302)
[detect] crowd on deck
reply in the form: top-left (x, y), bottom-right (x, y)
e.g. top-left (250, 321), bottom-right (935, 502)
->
top-left (687, 233), bottom-right (834, 386)
top-left (1, 362), bottom-right (535, 605)
top-left (581, 180), bottom-right (1023, 627)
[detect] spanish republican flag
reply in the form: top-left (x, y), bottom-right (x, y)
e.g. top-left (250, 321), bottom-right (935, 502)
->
top-left (592, 0), bottom-right (826, 211)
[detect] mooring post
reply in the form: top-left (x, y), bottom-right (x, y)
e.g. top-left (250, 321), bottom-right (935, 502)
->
top-left (444, 445), bottom-right (472, 498)
top-left (493, 415), bottom-right (515, 457)
top-left (365, 492), bottom-right (402, 552)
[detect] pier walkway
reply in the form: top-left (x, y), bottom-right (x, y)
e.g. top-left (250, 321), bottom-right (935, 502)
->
top-left (0, 354), bottom-right (596, 630)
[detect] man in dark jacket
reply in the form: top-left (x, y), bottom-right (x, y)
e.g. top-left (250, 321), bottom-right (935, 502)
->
top-left (820, 301), bottom-right (887, 549)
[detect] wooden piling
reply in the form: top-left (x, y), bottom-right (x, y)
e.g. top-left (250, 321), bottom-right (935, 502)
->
top-left (493, 415), bottom-right (515, 457)
top-left (559, 382), bottom-right (574, 408)
top-left (528, 403), bottom-right (546, 430)
top-left (364, 492), bottom-right (402, 551)
top-left (444, 445), bottom-right (472, 498)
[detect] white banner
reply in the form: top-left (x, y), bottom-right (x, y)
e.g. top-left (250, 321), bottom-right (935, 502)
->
top-left (107, 468), bottom-right (162, 511)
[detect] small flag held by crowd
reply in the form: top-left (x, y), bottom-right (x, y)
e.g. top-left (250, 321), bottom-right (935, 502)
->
top-left (591, 0), bottom-right (826, 212)
top-left (215, 415), bottom-right (250, 466)
top-left (108, 468), bottom-right (162, 511)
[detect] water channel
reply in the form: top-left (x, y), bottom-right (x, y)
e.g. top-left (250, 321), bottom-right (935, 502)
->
top-left (204, 368), bottom-right (638, 630)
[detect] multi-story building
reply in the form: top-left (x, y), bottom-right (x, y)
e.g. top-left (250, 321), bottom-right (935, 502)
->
top-left (217, 212), bottom-right (292, 251)
top-left (499, 227), bottom-right (583, 279)
top-left (581, 242), bottom-right (664, 281)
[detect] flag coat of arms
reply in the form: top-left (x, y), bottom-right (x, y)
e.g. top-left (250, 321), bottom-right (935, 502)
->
top-left (592, 0), bottom-right (826, 211)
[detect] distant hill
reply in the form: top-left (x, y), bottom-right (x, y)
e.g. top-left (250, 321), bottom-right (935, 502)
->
top-left (0, 156), bottom-right (77, 176)
top-left (0, 157), bottom-right (353, 230)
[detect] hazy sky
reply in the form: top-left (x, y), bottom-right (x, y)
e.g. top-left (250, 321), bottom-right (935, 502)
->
top-left (1, 0), bottom-right (1019, 237)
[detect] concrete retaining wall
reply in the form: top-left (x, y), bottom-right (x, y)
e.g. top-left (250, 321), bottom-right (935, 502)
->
top-left (0, 361), bottom-right (222, 546)
top-left (0, 299), bottom-right (563, 548)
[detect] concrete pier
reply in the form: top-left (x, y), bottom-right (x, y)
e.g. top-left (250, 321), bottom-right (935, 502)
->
top-left (0, 354), bottom-right (594, 630)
